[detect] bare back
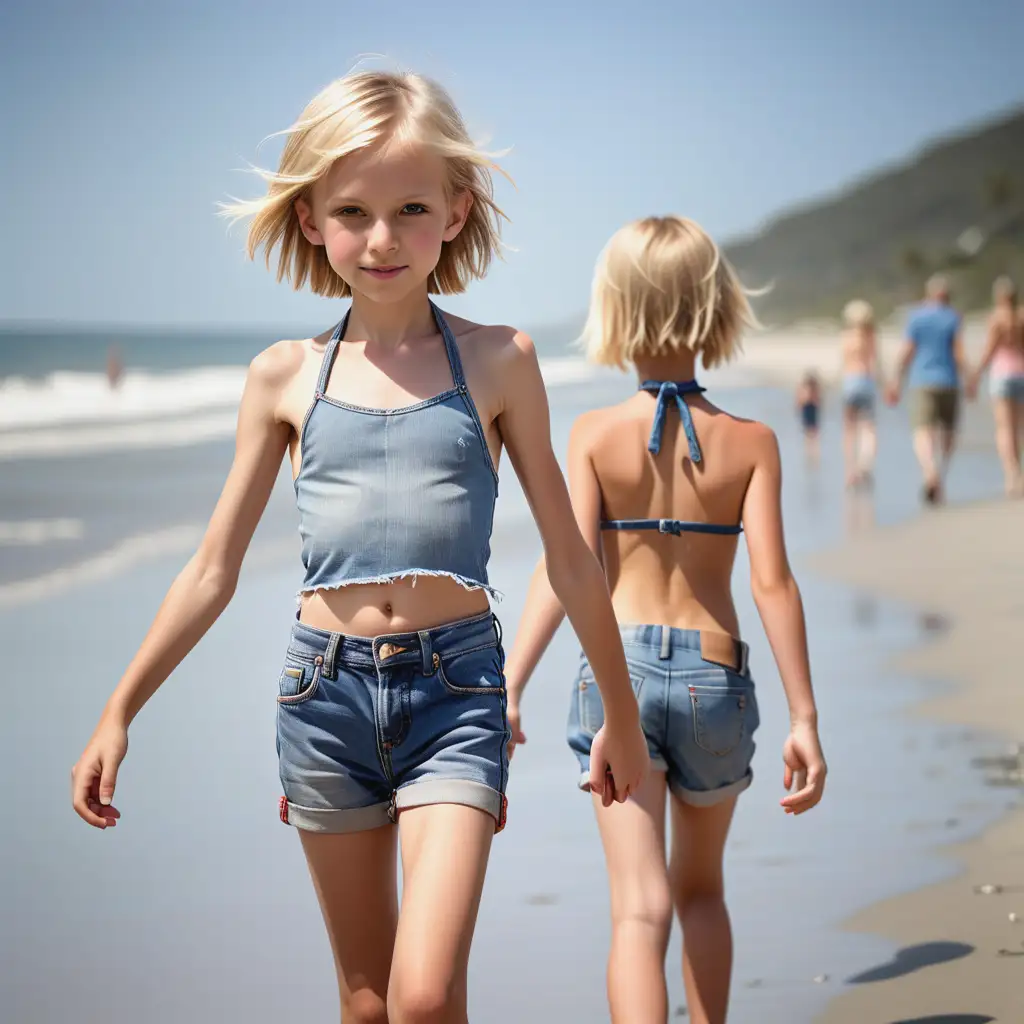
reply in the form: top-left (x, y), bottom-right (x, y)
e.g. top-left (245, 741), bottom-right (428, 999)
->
top-left (581, 392), bottom-right (763, 637)
top-left (841, 325), bottom-right (876, 376)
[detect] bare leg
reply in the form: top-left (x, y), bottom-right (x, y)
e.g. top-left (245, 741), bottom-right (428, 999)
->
top-left (387, 804), bottom-right (495, 1024)
top-left (857, 419), bottom-right (877, 481)
top-left (842, 406), bottom-right (859, 486)
top-left (993, 397), bottom-right (1023, 496)
top-left (592, 771), bottom-right (672, 1023)
top-left (300, 826), bottom-right (399, 1023)
top-left (668, 795), bottom-right (738, 1024)
top-left (912, 427), bottom-right (941, 500)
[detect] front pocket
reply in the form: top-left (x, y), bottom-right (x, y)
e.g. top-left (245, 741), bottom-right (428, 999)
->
top-left (689, 684), bottom-right (748, 756)
top-left (434, 647), bottom-right (504, 696)
top-left (277, 655), bottom-right (323, 705)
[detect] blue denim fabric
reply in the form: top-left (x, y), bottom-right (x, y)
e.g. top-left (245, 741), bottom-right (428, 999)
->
top-left (842, 373), bottom-right (876, 416)
top-left (294, 301), bottom-right (500, 599)
top-left (990, 373), bottom-right (1024, 402)
top-left (567, 625), bottom-right (759, 806)
top-left (276, 611), bottom-right (510, 833)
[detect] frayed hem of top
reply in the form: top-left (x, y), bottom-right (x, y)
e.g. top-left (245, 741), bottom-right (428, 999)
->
top-left (296, 569), bottom-right (503, 603)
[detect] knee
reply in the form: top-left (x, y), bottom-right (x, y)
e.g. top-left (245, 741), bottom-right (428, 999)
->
top-left (342, 988), bottom-right (389, 1024)
top-left (612, 882), bottom-right (673, 944)
top-left (387, 976), bottom-right (461, 1024)
top-left (674, 873), bottom-right (725, 913)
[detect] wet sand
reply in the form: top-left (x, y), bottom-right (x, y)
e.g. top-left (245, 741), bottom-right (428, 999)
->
top-left (809, 500), bottom-right (1024, 1023)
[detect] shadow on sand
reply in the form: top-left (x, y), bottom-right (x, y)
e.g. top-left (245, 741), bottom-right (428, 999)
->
top-left (889, 1016), bottom-right (995, 1024)
top-left (847, 941), bottom-right (974, 984)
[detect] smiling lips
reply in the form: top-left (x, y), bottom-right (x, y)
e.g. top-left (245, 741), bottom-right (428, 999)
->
top-left (361, 265), bottom-right (407, 280)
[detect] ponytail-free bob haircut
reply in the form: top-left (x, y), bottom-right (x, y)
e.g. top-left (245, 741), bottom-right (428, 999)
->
top-left (581, 216), bottom-right (758, 371)
top-left (221, 71), bottom-right (508, 297)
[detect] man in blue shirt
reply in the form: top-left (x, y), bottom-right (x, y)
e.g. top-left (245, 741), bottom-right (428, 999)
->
top-left (887, 275), bottom-right (974, 503)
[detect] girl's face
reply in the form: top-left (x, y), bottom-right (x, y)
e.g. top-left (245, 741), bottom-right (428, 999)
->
top-left (295, 141), bottom-right (471, 303)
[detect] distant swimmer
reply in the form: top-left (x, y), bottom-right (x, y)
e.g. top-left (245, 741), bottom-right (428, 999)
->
top-left (839, 299), bottom-right (879, 489)
top-left (886, 275), bottom-right (974, 504)
top-left (971, 276), bottom-right (1024, 497)
top-left (105, 345), bottom-right (124, 390)
top-left (795, 370), bottom-right (821, 464)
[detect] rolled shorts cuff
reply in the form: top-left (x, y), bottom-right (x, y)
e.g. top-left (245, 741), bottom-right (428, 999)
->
top-left (282, 799), bottom-right (392, 834)
top-left (670, 769), bottom-right (753, 807)
top-left (395, 778), bottom-right (505, 829)
top-left (575, 755), bottom-right (670, 792)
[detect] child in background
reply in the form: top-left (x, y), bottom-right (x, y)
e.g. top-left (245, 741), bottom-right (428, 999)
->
top-left (795, 370), bottom-right (822, 463)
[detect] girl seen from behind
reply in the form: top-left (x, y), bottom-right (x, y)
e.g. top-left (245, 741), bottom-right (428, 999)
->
top-left (503, 216), bottom-right (827, 1024)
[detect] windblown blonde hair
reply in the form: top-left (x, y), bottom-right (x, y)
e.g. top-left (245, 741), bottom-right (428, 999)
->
top-left (842, 298), bottom-right (875, 328)
top-left (220, 71), bottom-right (508, 297)
top-left (580, 216), bottom-right (759, 371)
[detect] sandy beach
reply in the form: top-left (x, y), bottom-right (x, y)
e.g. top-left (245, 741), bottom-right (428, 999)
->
top-left (1, 323), bottom-right (1016, 1022)
top-left (807, 500), bottom-right (1024, 1023)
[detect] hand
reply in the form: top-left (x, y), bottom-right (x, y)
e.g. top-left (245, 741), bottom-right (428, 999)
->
top-left (587, 715), bottom-right (649, 805)
top-left (71, 714), bottom-right (128, 829)
top-left (506, 696), bottom-right (526, 761)
top-left (884, 383), bottom-right (900, 407)
top-left (965, 375), bottom-right (979, 401)
top-left (781, 721), bottom-right (826, 815)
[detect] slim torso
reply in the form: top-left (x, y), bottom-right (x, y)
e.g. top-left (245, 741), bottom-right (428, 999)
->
top-left (841, 326), bottom-right (875, 377)
top-left (274, 313), bottom-right (507, 636)
top-left (588, 393), bottom-right (756, 637)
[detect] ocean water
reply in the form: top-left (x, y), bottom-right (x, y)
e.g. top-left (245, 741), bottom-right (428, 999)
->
top-left (0, 331), bottom-right (1013, 1023)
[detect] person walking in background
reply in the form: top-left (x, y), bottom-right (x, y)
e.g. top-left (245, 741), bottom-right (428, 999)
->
top-left (839, 299), bottom-right (879, 489)
top-left (794, 370), bottom-right (822, 464)
top-left (503, 216), bottom-right (827, 1024)
top-left (970, 276), bottom-right (1024, 497)
top-left (886, 274), bottom-right (974, 504)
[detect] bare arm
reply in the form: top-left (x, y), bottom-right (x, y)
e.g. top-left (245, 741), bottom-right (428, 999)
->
top-left (742, 427), bottom-right (826, 813)
top-left (71, 345), bottom-right (293, 826)
top-left (742, 428), bottom-right (815, 726)
top-left (497, 333), bottom-right (646, 798)
top-left (973, 315), bottom-right (1002, 379)
top-left (503, 414), bottom-right (604, 701)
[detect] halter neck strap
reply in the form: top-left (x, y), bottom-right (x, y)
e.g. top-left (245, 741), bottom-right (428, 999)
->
top-left (641, 379), bottom-right (705, 462)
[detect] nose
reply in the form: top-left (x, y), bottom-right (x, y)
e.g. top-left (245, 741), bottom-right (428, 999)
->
top-left (367, 217), bottom-right (398, 255)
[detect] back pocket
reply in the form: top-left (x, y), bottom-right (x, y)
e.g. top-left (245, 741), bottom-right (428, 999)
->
top-left (688, 671), bottom-right (750, 756)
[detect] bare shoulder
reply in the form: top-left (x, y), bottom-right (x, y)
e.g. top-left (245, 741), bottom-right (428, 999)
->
top-left (249, 337), bottom-right (312, 388)
top-left (444, 313), bottom-right (536, 368)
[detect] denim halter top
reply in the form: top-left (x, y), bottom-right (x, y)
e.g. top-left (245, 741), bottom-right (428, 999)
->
top-left (294, 302), bottom-right (501, 599)
top-left (600, 380), bottom-right (742, 537)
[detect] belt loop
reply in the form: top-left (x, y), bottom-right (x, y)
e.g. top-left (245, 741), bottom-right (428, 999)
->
top-left (418, 629), bottom-right (434, 675)
top-left (323, 632), bottom-right (340, 679)
top-left (736, 639), bottom-right (748, 676)
top-left (493, 614), bottom-right (503, 648)
top-left (659, 626), bottom-right (671, 660)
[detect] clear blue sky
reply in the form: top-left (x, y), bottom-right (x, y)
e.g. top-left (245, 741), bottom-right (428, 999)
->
top-left (2, 0), bottom-right (1022, 329)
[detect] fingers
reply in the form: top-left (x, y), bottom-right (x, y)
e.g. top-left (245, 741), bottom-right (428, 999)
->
top-left (71, 761), bottom-right (118, 829)
top-left (781, 768), bottom-right (825, 815)
top-left (783, 763), bottom-right (793, 790)
top-left (587, 753), bottom-right (607, 798)
top-left (98, 758), bottom-right (119, 807)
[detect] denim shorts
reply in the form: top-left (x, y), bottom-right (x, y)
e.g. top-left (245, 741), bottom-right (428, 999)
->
top-left (276, 610), bottom-right (510, 833)
top-left (990, 373), bottom-right (1024, 402)
top-left (842, 374), bottom-right (876, 417)
top-left (567, 625), bottom-right (759, 806)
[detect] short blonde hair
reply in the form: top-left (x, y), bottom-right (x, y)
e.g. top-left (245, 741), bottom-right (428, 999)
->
top-left (580, 216), bottom-right (758, 371)
top-left (220, 71), bottom-right (508, 297)
top-left (842, 298), bottom-right (875, 328)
